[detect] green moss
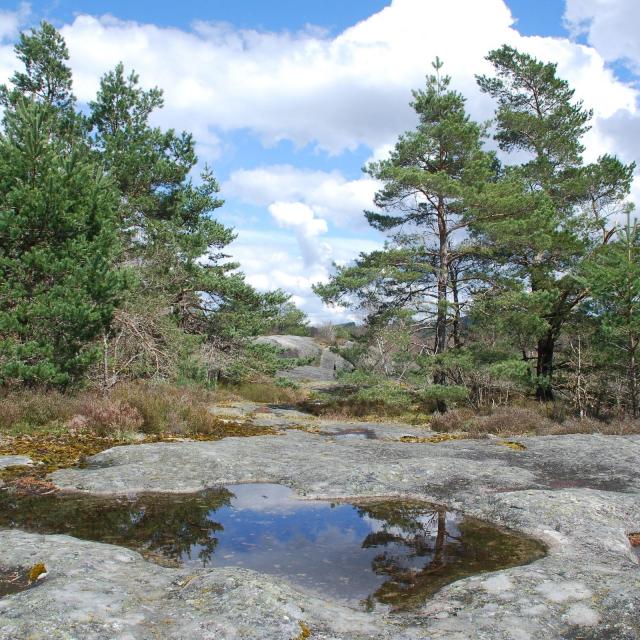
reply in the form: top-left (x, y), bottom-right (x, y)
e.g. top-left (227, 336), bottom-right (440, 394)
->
top-left (399, 433), bottom-right (466, 444)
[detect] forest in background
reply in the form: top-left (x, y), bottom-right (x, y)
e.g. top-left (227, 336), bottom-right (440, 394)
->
top-left (1, 23), bottom-right (639, 437)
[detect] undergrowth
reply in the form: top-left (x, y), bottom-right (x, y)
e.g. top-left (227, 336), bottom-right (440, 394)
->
top-left (0, 382), bottom-right (277, 483)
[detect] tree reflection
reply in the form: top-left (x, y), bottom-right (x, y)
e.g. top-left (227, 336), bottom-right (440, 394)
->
top-left (0, 488), bottom-right (233, 565)
top-left (357, 500), bottom-right (545, 611)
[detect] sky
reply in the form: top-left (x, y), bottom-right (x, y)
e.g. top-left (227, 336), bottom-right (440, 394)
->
top-left (0, 0), bottom-right (639, 322)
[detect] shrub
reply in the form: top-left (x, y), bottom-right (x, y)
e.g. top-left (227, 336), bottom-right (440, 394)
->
top-left (74, 398), bottom-right (143, 436)
top-left (467, 407), bottom-right (554, 435)
top-left (421, 385), bottom-right (469, 409)
top-left (0, 390), bottom-right (79, 431)
top-left (429, 409), bottom-right (475, 432)
top-left (113, 384), bottom-right (175, 434)
top-left (219, 381), bottom-right (306, 405)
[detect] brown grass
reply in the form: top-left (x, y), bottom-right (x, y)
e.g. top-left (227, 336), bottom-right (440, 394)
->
top-left (216, 381), bottom-right (308, 405)
top-left (429, 405), bottom-right (640, 437)
top-left (0, 382), bottom-right (278, 484)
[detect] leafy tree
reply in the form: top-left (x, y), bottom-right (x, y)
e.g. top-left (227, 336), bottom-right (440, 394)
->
top-left (0, 101), bottom-right (121, 386)
top-left (475, 45), bottom-right (634, 400)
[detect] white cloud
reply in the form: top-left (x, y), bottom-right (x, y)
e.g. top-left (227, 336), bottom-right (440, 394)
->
top-left (267, 201), bottom-right (331, 267)
top-left (227, 228), bottom-right (381, 322)
top-left (225, 165), bottom-right (380, 229)
top-left (1, 1), bottom-right (636, 173)
top-left (1, 0), bottom-right (639, 318)
top-left (0, 3), bottom-right (29, 43)
top-left (0, 4), bottom-right (29, 85)
top-left (0, 0), bottom-right (628, 158)
top-left (564, 0), bottom-right (640, 73)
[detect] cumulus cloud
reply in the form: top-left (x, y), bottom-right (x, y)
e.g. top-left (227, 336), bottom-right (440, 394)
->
top-left (227, 229), bottom-right (381, 322)
top-left (1, 0), bottom-right (639, 318)
top-left (267, 201), bottom-right (331, 267)
top-left (0, 3), bottom-right (29, 43)
top-left (0, 0), bottom-right (634, 158)
top-left (225, 165), bottom-right (380, 229)
top-left (564, 0), bottom-right (640, 73)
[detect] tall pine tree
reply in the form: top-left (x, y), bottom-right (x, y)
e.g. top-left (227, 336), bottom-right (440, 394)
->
top-left (315, 60), bottom-right (496, 406)
top-left (0, 23), bottom-right (123, 387)
top-left (475, 46), bottom-right (633, 400)
top-left (89, 63), bottom-right (286, 384)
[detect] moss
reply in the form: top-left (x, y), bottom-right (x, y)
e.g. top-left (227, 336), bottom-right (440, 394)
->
top-left (0, 411), bottom-right (277, 484)
top-left (27, 563), bottom-right (46, 583)
top-left (497, 440), bottom-right (527, 451)
top-left (0, 432), bottom-right (130, 480)
top-left (399, 433), bottom-right (466, 444)
top-left (0, 465), bottom-right (35, 482)
top-left (295, 621), bottom-right (311, 639)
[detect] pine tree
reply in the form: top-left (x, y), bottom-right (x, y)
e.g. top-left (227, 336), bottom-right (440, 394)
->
top-left (0, 101), bottom-right (121, 386)
top-left (315, 60), bottom-right (496, 407)
top-left (475, 45), bottom-right (633, 400)
top-left (89, 63), bottom-right (286, 383)
top-left (581, 212), bottom-right (640, 416)
top-left (0, 23), bottom-right (122, 387)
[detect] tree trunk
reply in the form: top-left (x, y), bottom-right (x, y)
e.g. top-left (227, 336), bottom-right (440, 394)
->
top-left (102, 331), bottom-right (110, 395)
top-left (435, 198), bottom-right (448, 357)
top-left (629, 335), bottom-right (638, 418)
top-left (535, 331), bottom-right (555, 401)
top-left (434, 197), bottom-right (448, 412)
top-left (450, 261), bottom-right (461, 348)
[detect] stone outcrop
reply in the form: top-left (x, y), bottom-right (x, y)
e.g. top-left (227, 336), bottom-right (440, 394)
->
top-left (254, 335), bottom-right (353, 382)
top-left (1, 422), bottom-right (638, 639)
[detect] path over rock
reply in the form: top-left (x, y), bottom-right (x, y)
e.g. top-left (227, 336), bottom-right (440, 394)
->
top-left (2, 431), bottom-right (639, 639)
top-left (255, 334), bottom-right (353, 381)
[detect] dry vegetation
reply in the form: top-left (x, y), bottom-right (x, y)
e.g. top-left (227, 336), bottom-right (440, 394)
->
top-left (0, 382), bottom-right (281, 483)
top-left (429, 405), bottom-right (640, 437)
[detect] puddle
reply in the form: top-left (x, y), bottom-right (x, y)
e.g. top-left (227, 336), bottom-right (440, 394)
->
top-left (0, 484), bottom-right (545, 610)
top-left (321, 428), bottom-right (378, 440)
top-left (0, 567), bottom-right (38, 598)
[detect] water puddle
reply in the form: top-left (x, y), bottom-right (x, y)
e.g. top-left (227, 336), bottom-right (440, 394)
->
top-left (321, 427), bottom-right (378, 440)
top-left (0, 567), bottom-right (38, 598)
top-left (0, 484), bottom-right (545, 610)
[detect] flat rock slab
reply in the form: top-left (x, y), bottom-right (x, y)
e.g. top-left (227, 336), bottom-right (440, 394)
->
top-left (2, 433), bottom-right (639, 639)
top-left (0, 455), bottom-right (33, 469)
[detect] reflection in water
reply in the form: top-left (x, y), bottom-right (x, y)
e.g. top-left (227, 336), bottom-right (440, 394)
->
top-left (0, 567), bottom-right (37, 598)
top-left (0, 483), bottom-right (545, 609)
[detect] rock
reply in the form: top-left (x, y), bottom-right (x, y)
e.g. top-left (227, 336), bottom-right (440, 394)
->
top-left (3, 432), bottom-right (639, 638)
top-left (0, 455), bottom-right (33, 469)
top-left (254, 334), bottom-right (353, 382)
top-left (0, 531), bottom-right (382, 640)
top-left (254, 335), bottom-right (322, 360)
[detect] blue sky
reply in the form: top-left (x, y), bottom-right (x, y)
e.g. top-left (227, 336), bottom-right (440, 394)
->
top-left (1, 0), bottom-right (638, 321)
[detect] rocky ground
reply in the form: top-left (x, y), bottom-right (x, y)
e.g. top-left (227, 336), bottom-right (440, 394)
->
top-left (1, 404), bottom-right (639, 639)
top-left (254, 335), bottom-right (353, 382)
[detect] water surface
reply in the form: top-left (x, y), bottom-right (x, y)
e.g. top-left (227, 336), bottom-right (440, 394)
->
top-left (0, 483), bottom-right (545, 610)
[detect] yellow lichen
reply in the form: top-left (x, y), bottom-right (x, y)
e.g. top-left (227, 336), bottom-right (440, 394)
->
top-left (497, 440), bottom-right (527, 451)
top-left (296, 621), bottom-right (311, 639)
top-left (399, 433), bottom-right (465, 444)
top-left (27, 563), bottom-right (47, 583)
